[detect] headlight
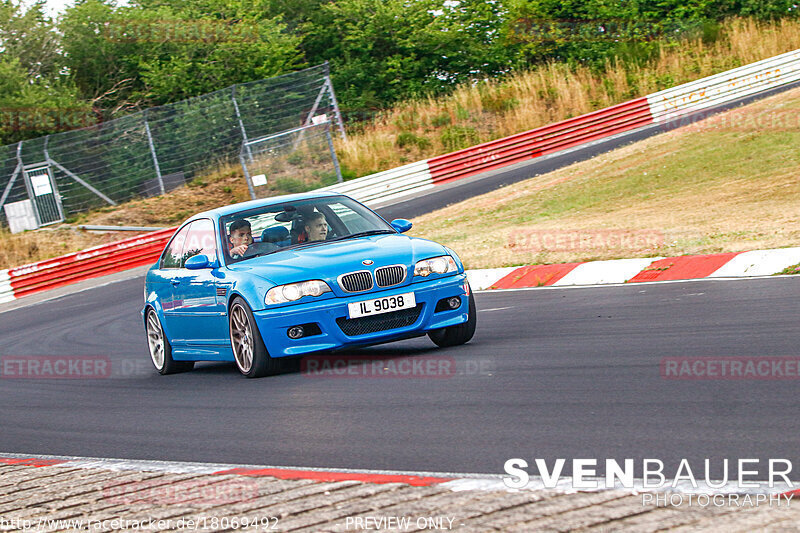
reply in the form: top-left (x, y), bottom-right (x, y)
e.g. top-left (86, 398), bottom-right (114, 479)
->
top-left (265, 280), bottom-right (331, 305)
top-left (414, 255), bottom-right (458, 277)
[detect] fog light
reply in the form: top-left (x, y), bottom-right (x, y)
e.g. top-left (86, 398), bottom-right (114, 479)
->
top-left (447, 297), bottom-right (461, 309)
top-left (287, 326), bottom-right (305, 339)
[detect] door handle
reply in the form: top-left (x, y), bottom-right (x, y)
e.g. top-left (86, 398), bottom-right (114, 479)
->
top-left (171, 280), bottom-right (181, 286)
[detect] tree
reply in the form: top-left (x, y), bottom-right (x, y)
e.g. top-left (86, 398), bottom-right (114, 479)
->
top-left (503, 0), bottom-right (798, 68)
top-left (0, 1), bottom-right (89, 145)
top-left (60, 0), bottom-right (304, 115)
top-left (302, 0), bottom-right (512, 110)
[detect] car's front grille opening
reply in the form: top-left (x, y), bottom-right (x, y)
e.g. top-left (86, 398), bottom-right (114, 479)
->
top-left (375, 265), bottom-right (405, 287)
top-left (336, 304), bottom-right (424, 336)
top-left (339, 271), bottom-right (373, 292)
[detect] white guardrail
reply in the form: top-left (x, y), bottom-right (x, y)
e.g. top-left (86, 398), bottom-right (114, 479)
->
top-left (648, 49), bottom-right (800, 122)
top-left (317, 160), bottom-right (434, 206)
top-left (0, 269), bottom-right (12, 304)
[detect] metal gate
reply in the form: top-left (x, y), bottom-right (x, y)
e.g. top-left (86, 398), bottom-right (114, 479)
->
top-left (23, 163), bottom-right (64, 226)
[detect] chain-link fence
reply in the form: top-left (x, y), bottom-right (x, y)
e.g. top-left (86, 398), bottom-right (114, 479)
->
top-left (240, 120), bottom-right (342, 199)
top-left (0, 63), bottom-right (345, 230)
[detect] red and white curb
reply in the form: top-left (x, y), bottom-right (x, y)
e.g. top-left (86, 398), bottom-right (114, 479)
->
top-left (0, 453), bottom-right (475, 489)
top-left (2, 246), bottom-right (799, 309)
top-left (467, 247), bottom-right (800, 291)
top-left (0, 453), bottom-right (796, 497)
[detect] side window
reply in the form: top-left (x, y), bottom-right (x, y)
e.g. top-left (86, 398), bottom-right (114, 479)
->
top-left (161, 225), bottom-right (191, 269)
top-left (182, 219), bottom-right (218, 264)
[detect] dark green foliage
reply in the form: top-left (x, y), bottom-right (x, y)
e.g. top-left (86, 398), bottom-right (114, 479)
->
top-left (396, 131), bottom-right (432, 150)
top-left (440, 126), bottom-right (479, 152)
top-left (2, 0), bottom-right (799, 148)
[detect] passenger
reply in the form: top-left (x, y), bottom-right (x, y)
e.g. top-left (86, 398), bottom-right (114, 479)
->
top-left (229, 219), bottom-right (254, 258)
top-left (304, 212), bottom-right (328, 242)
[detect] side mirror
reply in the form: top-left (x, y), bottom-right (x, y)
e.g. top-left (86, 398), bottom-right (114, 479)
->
top-left (390, 219), bottom-right (413, 233)
top-left (185, 254), bottom-right (215, 270)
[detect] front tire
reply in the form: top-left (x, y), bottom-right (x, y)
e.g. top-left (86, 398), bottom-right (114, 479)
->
top-left (229, 297), bottom-right (282, 378)
top-left (428, 291), bottom-right (477, 348)
top-left (145, 308), bottom-right (194, 375)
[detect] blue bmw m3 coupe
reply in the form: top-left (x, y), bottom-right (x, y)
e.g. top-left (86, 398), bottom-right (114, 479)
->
top-left (142, 192), bottom-right (476, 377)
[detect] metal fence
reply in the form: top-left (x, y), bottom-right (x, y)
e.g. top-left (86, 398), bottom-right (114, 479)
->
top-left (0, 62), bottom-right (345, 230)
top-left (240, 120), bottom-right (343, 199)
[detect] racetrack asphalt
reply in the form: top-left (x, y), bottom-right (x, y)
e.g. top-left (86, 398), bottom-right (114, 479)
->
top-left (1, 275), bottom-right (798, 481)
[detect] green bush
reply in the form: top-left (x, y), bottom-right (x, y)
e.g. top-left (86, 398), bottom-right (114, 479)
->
top-left (440, 126), bottom-right (479, 152)
top-left (430, 113), bottom-right (451, 127)
top-left (274, 176), bottom-right (308, 193)
top-left (396, 131), bottom-right (432, 150)
top-left (480, 93), bottom-right (519, 113)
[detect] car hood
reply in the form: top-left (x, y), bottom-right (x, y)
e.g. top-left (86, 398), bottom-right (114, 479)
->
top-left (226, 234), bottom-right (449, 287)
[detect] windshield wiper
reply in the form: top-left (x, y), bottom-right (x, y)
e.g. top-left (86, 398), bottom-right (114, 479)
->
top-left (328, 229), bottom-right (395, 242)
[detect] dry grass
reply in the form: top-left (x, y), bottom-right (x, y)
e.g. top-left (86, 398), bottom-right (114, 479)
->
top-left (0, 154), bottom-right (352, 269)
top-left (338, 18), bottom-right (800, 176)
top-left (409, 86), bottom-right (800, 269)
top-left (2, 17), bottom-right (799, 270)
top-left (0, 162), bottom-right (251, 269)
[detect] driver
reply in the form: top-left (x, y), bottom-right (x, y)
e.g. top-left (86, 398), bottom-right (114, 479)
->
top-left (229, 219), bottom-right (254, 258)
top-left (304, 212), bottom-right (328, 242)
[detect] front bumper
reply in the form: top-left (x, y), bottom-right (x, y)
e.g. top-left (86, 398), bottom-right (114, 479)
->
top-left (253, 273), bottom-right (469, 357)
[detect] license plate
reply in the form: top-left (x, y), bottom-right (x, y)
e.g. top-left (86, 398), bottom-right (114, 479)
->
top-left (348, 292), bottom-right (416, 319)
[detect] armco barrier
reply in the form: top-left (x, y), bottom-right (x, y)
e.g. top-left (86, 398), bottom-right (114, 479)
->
top-left (0, 269), bottom-right (12, 304)
top-left (427, 97), bottom-right (653, 184)
top-left (3, 227), bottom-right (176, 301)
top-left (323, 48), bottom-right (800, 205)
top-left (317, 160), bottom-right (433, 205)
top-left (649, 49), bottom-right (800, 123)
top-left (3, 48), bottom-right (800, 301)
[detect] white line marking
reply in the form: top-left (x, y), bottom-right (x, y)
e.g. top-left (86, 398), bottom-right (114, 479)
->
top-left (475, 274), bottom-right (800, 293)
top-left (478, 307), bottom-right (512, 312)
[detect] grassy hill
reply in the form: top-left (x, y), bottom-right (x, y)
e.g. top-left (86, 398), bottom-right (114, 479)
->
top-left (409, 86), bottom-right (800, 269)
top-left (337, 18), bottom-right (800, 177)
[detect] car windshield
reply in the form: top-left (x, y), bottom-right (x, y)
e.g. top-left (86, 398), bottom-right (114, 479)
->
top-left (220, 196), bottom-right (395, 263)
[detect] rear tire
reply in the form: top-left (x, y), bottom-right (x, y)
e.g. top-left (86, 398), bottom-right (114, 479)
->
top-left (428, 291), bottom-right (477, 348)
top-left (145, 308), bottom-right (194, 375)
top-left (229, 297), bottom-right (283, 378)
